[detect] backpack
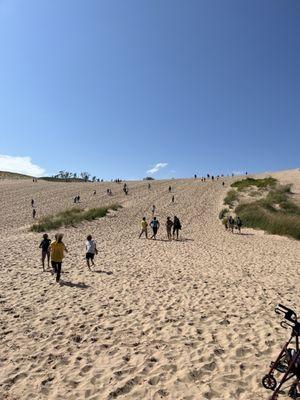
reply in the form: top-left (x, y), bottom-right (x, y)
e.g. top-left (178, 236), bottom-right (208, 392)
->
top-left (152, 219), bottom-right (158, 228)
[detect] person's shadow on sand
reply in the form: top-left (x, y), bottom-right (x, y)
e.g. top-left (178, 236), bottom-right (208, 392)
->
top-left (152, 238), bottom-right (194, 243)
top-left (59, 280), bottom-right (89, 289)
top-left (94, 270), bottom-right (113, 275)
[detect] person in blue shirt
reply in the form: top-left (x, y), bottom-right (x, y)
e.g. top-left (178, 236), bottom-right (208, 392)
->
top-left (150, 217), bottom-right (160, 240)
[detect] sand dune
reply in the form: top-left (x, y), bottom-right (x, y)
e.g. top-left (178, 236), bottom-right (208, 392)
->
top-left (1, 170), bottom-right (300, 400)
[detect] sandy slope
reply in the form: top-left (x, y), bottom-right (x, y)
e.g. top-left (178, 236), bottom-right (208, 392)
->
top-left (0, 171), bottom-right (300, 400)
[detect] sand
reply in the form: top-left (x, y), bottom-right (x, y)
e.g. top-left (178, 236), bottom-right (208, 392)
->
top-left (0, 170), bottom-right (300, 400)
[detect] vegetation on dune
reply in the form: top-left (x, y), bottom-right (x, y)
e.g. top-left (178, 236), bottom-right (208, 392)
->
top-left (219, 208), bottom-right (229, 220)
top-left (224, 190), bottom-right (239, 208)
top-left (224, 177), bottom-right (300, 240)
top-left (235, 201), bottom-right (300, 240)
top-left (0, 171), bottom-right (33, 179)
top-left (231, 177), bottom-right (277, 191)
top-left (248, 190), bottom-right (261, 197)
top-left (30, 204), bottom-right (122, 232)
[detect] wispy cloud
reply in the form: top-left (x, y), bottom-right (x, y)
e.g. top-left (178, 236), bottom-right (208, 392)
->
top-left (147, 162), bottom-right (168, 175)
top-left (0, 155), bottom-right (46, 177)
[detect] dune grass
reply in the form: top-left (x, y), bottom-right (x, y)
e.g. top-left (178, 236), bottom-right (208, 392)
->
top-left (235, 203), bottom-right (300, 240)
top-left (231, 177), bottom-right (277, 191)
top-left (219, 208), bottom-right (229, 220)
top-left (0, 171), bottom-right (33, 179)
top-left (30, 204), bottom-right (121, 232)
top-left (224, 190), bottom-right (239, 208)
top-left (234, 184), bottom-right (300, 240)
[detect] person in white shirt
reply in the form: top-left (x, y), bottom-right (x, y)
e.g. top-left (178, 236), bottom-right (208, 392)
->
top-left (86, 235), bottom-right (98, 270)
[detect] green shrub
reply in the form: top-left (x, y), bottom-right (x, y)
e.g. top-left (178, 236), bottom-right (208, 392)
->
top-left (264, 185), bottom-right (300, 215)
top-left (235, 202), bottom-right (300, 240)
top-left (225, 178), bottom-right (300, 240)
top-left (231, 177), bottom-right (277, 191)
top-left (224, 190), bottom-right (238, 207)
top-left (277, 184), bottom-right (292, 194)
top-left (30, 204), bottom-right (122, 232)
top-left (219, 208), bottom-right (229, 220)
top-left (248, 190), bottom-right (261, 197)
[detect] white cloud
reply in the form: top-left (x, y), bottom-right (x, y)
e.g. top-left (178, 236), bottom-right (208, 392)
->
top-left (147, 162), bottom-right (168, 175)
top-left (0, 155), bottom-right (46, 177)
top-left (232, 170), bottom-right (244, 176)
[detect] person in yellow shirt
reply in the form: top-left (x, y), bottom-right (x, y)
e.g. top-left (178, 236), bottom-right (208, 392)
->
top-left (139, 217), bottom-right (148, 239)
top-left (50, 233), bottom-right (68, 282)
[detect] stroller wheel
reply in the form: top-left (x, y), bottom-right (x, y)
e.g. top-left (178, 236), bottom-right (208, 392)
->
top-left (262, 375), bottom-right (277, 390)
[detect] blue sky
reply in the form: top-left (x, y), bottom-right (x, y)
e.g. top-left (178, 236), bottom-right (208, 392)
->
top-left (0, 0), bottom-right (299, 179)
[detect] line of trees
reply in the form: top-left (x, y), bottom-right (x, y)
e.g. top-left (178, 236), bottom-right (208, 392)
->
top-left (51, 171), bottom-right (100, 182)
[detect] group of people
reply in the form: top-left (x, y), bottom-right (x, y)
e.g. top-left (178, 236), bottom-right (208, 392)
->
top-left (35, 177), bottom-right (246, 286)
top-left (225, 215), bottom-right (242, 233)
top-left (139, 215), bottom-right (182, 240)
top-left (39, 232), bottom-right (98, 281)
top-left (70, 182), bottom-right (175, 206)
top-left (39, 233), bottom-right (68, 281)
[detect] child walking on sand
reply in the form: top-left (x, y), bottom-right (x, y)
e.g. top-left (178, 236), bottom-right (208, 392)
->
top-left (39, 233), bottom-right (51, 271)
top-left (139, 217), bottom-right (148, 239)
top-left (150, 217), bottom-right (160, 239)
top-left (151, 205), bottom-right (156, 216)
top-left (166, 217), bottom-right (173, 240)
top-left (50, 233), bottom-right (68, 282)
top-left (86, 235), bottom-right (98, 270)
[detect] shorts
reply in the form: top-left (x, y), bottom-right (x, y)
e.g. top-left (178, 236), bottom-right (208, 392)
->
top-left (42, 250), bottom-right (50, 260)
top-left (86, 252), bottom-right (95, 260)
top-left (152, 227), bottom-right (158, 235)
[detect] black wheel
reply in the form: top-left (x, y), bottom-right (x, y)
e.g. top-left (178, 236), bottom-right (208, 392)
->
top-left (262, 375), bottom-right (277, 390)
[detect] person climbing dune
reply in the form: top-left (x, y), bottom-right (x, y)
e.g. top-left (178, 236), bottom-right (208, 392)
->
top-left (150, 217), bottom-right (160, 240)
top-left (139, 217), bottom-right (148, 239)
top-left (166, 217), bottom-right (173, 240)
top-left (50, 233), bottom-right (68, 283)
top-left (173, 216), bottom-right (182, 240)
